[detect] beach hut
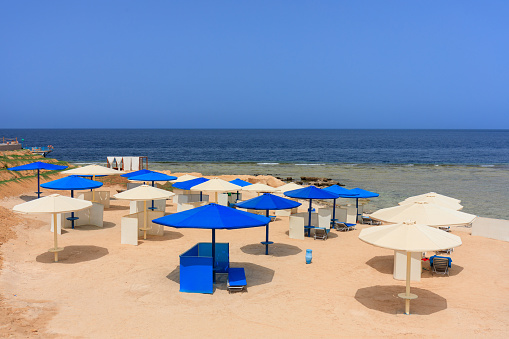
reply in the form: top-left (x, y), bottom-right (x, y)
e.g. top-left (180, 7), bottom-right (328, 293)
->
top-left (40, 175), bottom-right (103, 229)
top-left (370, 201), bottom-right (476, 227)
top-left (359, 221), bottom-right (462, 314)
top-left (13, 194), bottom-right (92, 262)
top-left (9, 161), bottom-right (68, 198)
top-left (284, 186), bottom-right (339, 237)
top-left (152, 203), bottom-right (270, 293)
top-left (235, 194), bottom-right (301, 254)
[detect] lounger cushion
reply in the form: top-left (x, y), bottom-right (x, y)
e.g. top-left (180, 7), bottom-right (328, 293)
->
top-left (228, 268), bottom-right (246, 287)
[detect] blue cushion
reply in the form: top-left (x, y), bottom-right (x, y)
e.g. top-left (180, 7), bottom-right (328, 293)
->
top-left (228, 268), bottom-right (246, 287)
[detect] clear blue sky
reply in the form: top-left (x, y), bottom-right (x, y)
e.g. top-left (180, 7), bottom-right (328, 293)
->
top-left (1, 1), bottom-right (508, 129)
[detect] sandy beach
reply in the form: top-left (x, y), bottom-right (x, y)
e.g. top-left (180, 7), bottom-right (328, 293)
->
top-left (1, 176), bottom-right (508, 338)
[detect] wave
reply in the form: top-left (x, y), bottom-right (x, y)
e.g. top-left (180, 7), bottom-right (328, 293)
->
top-left (295, 163), bottom-right (326, 166)
top-left (257, 162), bottom-right (280, 165)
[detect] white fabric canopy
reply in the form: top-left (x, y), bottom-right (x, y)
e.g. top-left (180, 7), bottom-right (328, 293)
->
top-left (62, 164), bottom-right (124, 176)
top-left (114, 185), bottom-right (175, 201)
top-left (191, 178), bottom-right (241, 192)
top-left (13, 194), bottom-right (92, 214)
top-left (275, 182), bottom-right (304, 193)
top-left (403, 192), bottom-right (461, 204)
top-left (370, 201), bottom-right (476, 227)
top-left (399, 196), bottom-right (463, 211)
top-left (172, 174), bottom-right (198, 183)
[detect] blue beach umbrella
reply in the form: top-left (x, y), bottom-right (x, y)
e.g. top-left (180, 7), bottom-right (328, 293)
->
top-left (9, 161), bottom-right (68, 198)
top-left (41, 175), bottom-right (103, 228)
top-left (323, 185), bottom-right (359, 227)
top-left (129, 172), bottom-right (178, 209)
top-left (172, 177), bottom-right (210, 201)
top-left (121, 169), bottom-right (153, 178)
top-left (235, 193), bottom-right (301, 255)
top-left (153, 203), bottom-right (270, 271)
top-left (349, 188), bottom-right (380, 221)
top-left (284, 186), bottom-right (340, 236)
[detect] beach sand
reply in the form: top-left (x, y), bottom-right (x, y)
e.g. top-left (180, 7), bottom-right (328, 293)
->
top-left (1, 181), bottom-right (508, 338)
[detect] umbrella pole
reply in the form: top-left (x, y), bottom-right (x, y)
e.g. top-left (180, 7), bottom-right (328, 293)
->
top-left (71, 190), bottom-right (75, 229)
top-left (356, 198), bottom-right (359, 223)
top-left (307, 199), bottom-right (313, 237)
top-left (92, 175), bottom-right (96, 202)
top-left (143, 200), bottom-right (148, 240)
top-left (151, 181), bottom-right (155, 210)
top-left (265, 210), bottom-right (269, 255)
top-left (200, 191), bottom-right (202, 202)
top-left (37, 168), bottom-right (41, 198)
top-left (332, 198), bottom-right (337, 228)
top-left (212, 229), bottom-right (216, 282)
top-left (53, 213), bottom-right (58, 262)
top-left (405, 252), bottom-right (411, 315)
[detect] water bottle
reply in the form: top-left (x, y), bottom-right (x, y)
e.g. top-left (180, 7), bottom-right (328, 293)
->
top-left (305, 249), bottom-right (312, 264)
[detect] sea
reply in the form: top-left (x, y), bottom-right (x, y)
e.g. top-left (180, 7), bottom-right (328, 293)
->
top-left (2, 129), bottom-right (508, 220)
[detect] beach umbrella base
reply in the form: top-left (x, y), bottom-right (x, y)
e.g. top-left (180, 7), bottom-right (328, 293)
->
top-left (139, 227), bottom-right (151, 240)
top-left (48, 247), bottom-right (64, 262)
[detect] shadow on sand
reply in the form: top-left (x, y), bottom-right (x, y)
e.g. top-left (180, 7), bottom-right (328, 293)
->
top-left (366, 255), bottom-right (464, 277)
top-left (241, 243), bottom-right (302, 257)
top-left (19, 195), bottom-right (38, 202)
top-left (355, 285), bottom-right (448, 315)
top-left (146, 230), bottom-right (183, 241)
top-left (166, 262), bottom-right (275, 291)
top-left (36, 245), bottom-right (109, 264)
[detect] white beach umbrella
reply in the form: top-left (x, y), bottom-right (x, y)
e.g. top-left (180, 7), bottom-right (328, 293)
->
top-left (114, 185), bottom-right (175, 239)
top-left (191, 178), bottom-right (242, 202)
top-left (359, 221), bottom-right (462, 314)
top-left (13, 194), bottom-right (93, 262)
top-left (370, 201), bottom-right (476, 227)
top-left (62, 164), bottom-right (124, 201)
top-left (171, 174), bottom-right (198, 183)
top-left (275, 182), bottom-right (304, 193)
top-left (399, 196), bottom-right (463, 211)
top-left (403, 192), bottom-right (461, 204)
top-left (241, 183), bottom-right (278, 196)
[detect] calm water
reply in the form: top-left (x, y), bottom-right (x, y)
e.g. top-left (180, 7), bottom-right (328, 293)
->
top-left (2, 129), bottom-right (509, 219)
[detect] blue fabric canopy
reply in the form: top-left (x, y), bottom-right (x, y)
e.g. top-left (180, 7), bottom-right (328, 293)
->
top-left (323, 185), bottom-right (359, 197)
top-left (121, 169), bottom-right (153, 178)
top-left (9, 161), bottom-right (68, 198)
top-left (9, 161), bottom-right (67, 171)
top-left (153, 203), bottom-right (270, 230)
top-left (41, 175), bottom-right (103, 190)
top-left (129, 172), bottom-right (177, 182)
top-left (349, 188), bottom-right (379, 198)
top-left (229, 178), bottom-right (252, 187)
top-left (172, 177), bottom-right (209, 190)
top-left (235, 194), bottom-right (301, 254)
top-left (284, 185), bottom-right (340, 200)
top-left (236, 193), bottom-right (301, 210)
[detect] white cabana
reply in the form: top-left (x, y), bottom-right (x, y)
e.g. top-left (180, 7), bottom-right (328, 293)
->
top-left (359, 221), bottom-right (462, 315)
top-left (13, 194), bottom-right (92, 262)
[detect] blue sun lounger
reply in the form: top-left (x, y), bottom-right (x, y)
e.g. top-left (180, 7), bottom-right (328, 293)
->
top-left (227, 267), bottom-right (247, 293)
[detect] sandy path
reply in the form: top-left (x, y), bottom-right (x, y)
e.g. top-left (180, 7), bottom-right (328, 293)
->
top-left (1, 188), bottom-right (508, 338)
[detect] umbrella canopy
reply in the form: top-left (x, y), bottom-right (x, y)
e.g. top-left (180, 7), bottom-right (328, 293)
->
top-left (229, 178), bottom-right (252, 187)
top-left (370, 201), bottom-right (476, 227)
top-left (13, 193), bottom-right (93, 214)
top-left (191, 178), bottom-right (242, 192)
top-left (153, 203), bottom-right (270, 269)
top-left (359, 221), bottom-right (462, 314)
top-left (241, 183), bottom-right (278, 194)
top-left (359, 221), bottom-right (462, 252)
top-left (284, 185), bottom-right (340, 200)
top-left (349, 188), bottom-right (379, 198)
top-left (41, 175), bottom-right (103, 191)
top-left (323, 185), bottom-right (359, 197)
top-left (114, 184), bottom-right (174, 201)
top-left (9, 161), bottom-right (68, 198)
top-left (172, 174), bottom-right (198, 183)
top-left (399, 196), bottom-right (463, 211)
top-left (404, 192), bottom-right (461, 204)
top-left (13, 194), bottom-right (93, 262)
top-left (128, 172), bottom-right (177, 183)
top-left (275, 182), bottom-right (304, 193)
top-left (121, 169), bottom-right (153, 178)
top-left (172, 177), bottom-right (209, 190)
top-left (236, 193), bottom-right (302, 211)
top-left (62, 164), bottom-right (123, 176)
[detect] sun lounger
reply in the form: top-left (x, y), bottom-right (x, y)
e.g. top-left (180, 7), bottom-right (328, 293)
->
top-left (335, 222), bottom-right (356, 231)
top-left (227, 267), bottom-right (247, 293)
top-left (430, 255), bottom-right (452, 276)
top-left (314, 227), bottom-right (328, 240)
top-left (361, 216), bottom-right (381, 225)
